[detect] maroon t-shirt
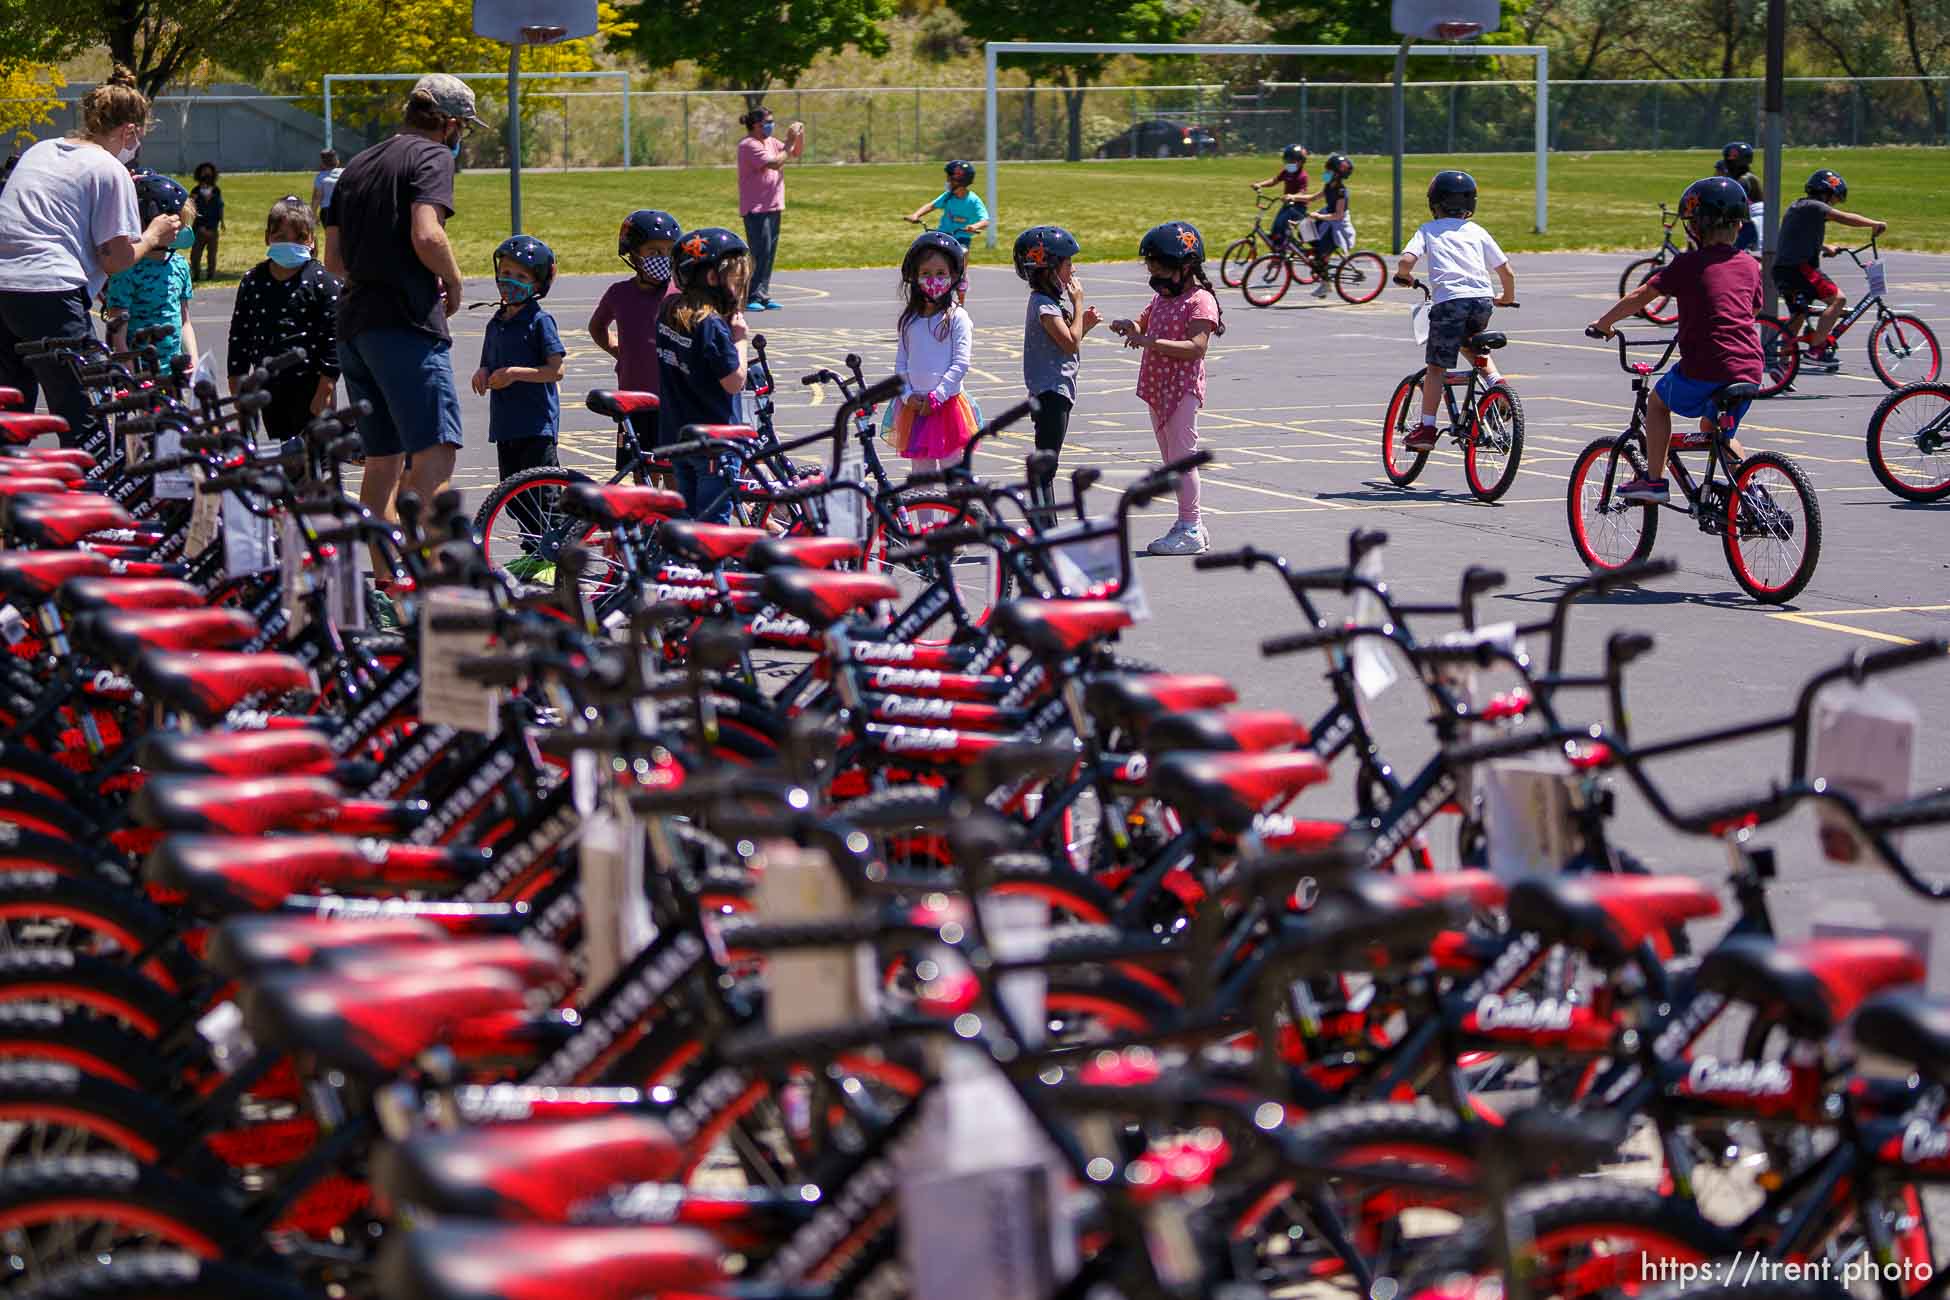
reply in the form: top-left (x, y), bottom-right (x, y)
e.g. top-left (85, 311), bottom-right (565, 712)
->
top-left (590, 277), bottom-right (674, 395)
top-left (1648, 245), bottom-right (1763, 385)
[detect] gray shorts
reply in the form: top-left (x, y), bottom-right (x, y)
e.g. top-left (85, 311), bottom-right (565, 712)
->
top-left (1426, 296), bottom-right (1495, 369)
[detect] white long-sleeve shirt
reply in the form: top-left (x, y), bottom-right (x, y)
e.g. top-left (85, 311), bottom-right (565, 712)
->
top-left (895, 305), bottom-right (971, 405)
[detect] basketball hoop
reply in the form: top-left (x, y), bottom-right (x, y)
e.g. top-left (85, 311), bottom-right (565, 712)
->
top-left (1434, 20), bottom-right (1484, 40)
top-left (519, 23), bottom-right (568, 44)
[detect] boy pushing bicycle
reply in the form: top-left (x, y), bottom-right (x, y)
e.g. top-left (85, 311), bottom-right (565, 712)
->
top-left (1587, 176), bottom-right (1760, 504)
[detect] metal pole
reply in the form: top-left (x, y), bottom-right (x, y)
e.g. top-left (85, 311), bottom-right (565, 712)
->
top-left (1652, 83), bottom-right (1661, 150)
top-left (1761, 0), bottom-right (1785, 315)
top-left (1392, 36), bottom-right (1411, 255)
top-left (323, 77), bottom-right (333, 154)
top-left (682, 94), bottom-right (689, 167)
top-left (1447, 81), bottom-right (1456, 153)
top-left (914, 87), bottom-right (921, 163)
top-left (562, 93), bottom-right (569, 171)
top-left (1299, 78), bottom-right (1308, 141)
top-left (621, 79), bottom-right (631, 169)
top-left (1534, 49), bottom-right (1549, 234)
top-left (1340, 86), bottom-right (1348, 153)
top-left (508, 45), bottom-right (522, 236)
top-left (984, 43), bottom-right (998, 249)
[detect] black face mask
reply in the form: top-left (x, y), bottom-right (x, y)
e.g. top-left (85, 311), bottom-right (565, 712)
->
top-left (1149, 272), bottom-right (1186, 297)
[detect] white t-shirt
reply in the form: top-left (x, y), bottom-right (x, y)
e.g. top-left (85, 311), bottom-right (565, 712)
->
top-left (0, 138), bottom-right (141, 298)
top-left (1402, 217), bottom-right (1509, 304)
top-left (895, 305), bottom-right (971, 404)
top-left (314, 167), bottom-right (343, 212)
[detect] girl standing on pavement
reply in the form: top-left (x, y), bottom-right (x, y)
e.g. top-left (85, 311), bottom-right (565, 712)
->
top-left (1109, 221), bottom-right (1224, 557)
top-left (1014, 224), bottom-right (1099, 516)
top-left (889, 230), bottom-right (978, 475)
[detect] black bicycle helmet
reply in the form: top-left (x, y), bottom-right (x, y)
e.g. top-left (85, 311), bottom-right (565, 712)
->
top-left (1282, 143), bottom-right (1309, 164)
top-left (1138, 221), bottom-right (1204, 266)
top-left (1325, 153), bottom-right (1353, 178)
top-left (903, 229), bottom-right (967, 282)
top-left (672, 226), bottom-right (751, 285)
top-left (1805, 168), bottom-right (1847, 202)
top-left (944, 159), bottom-right (975, 186)
top-left (493, 234), bottom-right (556, 299)
top-left (1427, 169), bottom-right (1476, 217)
top-left (618, 209), bottom-right (681, 258)
top-left (131, 170), bottom-right (188, 226)
top-left (1678, 176), bottom-right (1750, 235)
top-left (1721, 141), bottom-right (1754, 176)
top-left (1013, 225), bottom-right (1080, 282)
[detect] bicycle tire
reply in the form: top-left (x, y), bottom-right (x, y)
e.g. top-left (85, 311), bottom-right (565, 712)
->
top-left (1722, 450), bottom-right (1822, 604)
top-left (1334, 251), bottom-right (1388, 305)
top-left (0, 872), bottom-right (184, 988)
top-left (1622, 256), bottom-right (1676, 324)
top-left (866, 490), bottom-right (1007, 644)
top-left (469, 465), bottom-right (601, 587)
top-left (0, 1156), bottom-right (256, 1287)
top-left (0, 1063), bottom-right (199, 1167)
top-left (0, 950), bottom-right (182, 1039)
top-left (1566, 436), bottom-right (1659, 571)
top-left (1866, 381), bottom-right (1950, 502)
top-left (1381, 372), bottom-right (1431, 487)
top-left (0, 743), bottom-right (85, 806)
top-left (0, 1006), bottom-right (176, 1095)
top-left (1463, 382), bottom-right (1526, 503)
top-left (1241, 253), bottom-right (1292, 308)
top-left (1618, 251), bottom-right (1664, 297)
top-left (1753, 316), bottom-right (1799, 397)
top-left (1220, 235), bottom-right (1260, 288)
top-left (1868, 312), bottom-right (1942, 389)
top-left (9, 1252), bottom-right (307, 1300)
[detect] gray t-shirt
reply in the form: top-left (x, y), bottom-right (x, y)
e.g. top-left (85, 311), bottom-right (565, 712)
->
top-left (0, 138), bottom-right (141, 298)
top-left (1022, 291), bottom-right (1077, 403)
top-left (1773, 197), bottom-right (1833, 268)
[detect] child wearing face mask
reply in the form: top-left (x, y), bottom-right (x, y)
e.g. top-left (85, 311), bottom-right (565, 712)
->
top-left (225, 196), bottom-right (340, 440)
top-left (1250, 144), bottom-right (1315, 252)
top-left (188, 161), bottom-right (223, 282)
top-left (590, 207), bottom-right (682, 474)
top-left (1109, 221), bottom-right (1224, 557)
top-left (105, 170), bottom-right (199, 368)
top-left (658, 227), bottom-right (751, 522)
top-left (472, 236), bottom-right (565, 576)
top-left (889, 231), bottom-right (977, 475)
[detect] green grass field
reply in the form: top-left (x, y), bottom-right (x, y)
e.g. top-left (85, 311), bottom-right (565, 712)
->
top-left (194, 146), bottom-right (1947, 283)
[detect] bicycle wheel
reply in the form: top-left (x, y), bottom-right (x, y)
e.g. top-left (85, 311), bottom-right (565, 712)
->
top-left (1241, 253), bottom-right (1292, 307)
top-left (1723, 450), bottom-right (1821, 604)
top-left (1566, 436), bottom-right (1658, 571)
top-left (470, 465), bottom-right (608, 591)
top-left (1381, 373), bottom-right (1431, 487)
top-left (0, 1157), bottom-right (253, 1290)
top-left (1753, 316), bottom-right (1799, 397)
top-left (1334, 251), bottom-right (1388, 305)
top-left (1220, 235), bottom-right (1260, 288)
top-left (1866, 381), bottom-right (1950, 502)
top-left (1868, 313), bottom-right (1942, 389)
top-left (865, 492), bottom-right (1007, 645)
top-left (1463, 382), bottom-right (1525, 502)
top-left (1622, 256), bottom-right (1676, 324)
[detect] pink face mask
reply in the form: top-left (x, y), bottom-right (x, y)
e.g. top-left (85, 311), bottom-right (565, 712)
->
top-left (919, 273), bottom-right (954, 300)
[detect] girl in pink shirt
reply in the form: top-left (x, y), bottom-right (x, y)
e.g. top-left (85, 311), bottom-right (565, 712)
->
top-left (1110, 221), bottom-right (1225, 556)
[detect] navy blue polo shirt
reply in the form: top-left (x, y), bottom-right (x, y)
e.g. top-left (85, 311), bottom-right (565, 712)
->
top-left (480, 299), bottom-right (564, 444)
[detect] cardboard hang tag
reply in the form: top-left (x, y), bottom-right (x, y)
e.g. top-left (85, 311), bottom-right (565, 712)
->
top-left (827, 460), bottom-right (870, 545)
top-left (1350, 546), bottom-right (1398, 700)
top-left (1866, 259), bottom-right (1888, 299)
top-left (1810, 679), bottom-right (1916, 864)
top-left (184, 466), bottom-right (221, 560)
top-left (1046, 520), bottom-right (1149, 622)
top-left (753, 841), bottom-right (877, 1035)
top-left (1481, 755), bottom-right (1580, 880)
top-left (416, 587), bottom-right (501, 733)
top-left (279, 514), bottom-right (310, 638)
top-left (223, 486), bottom-right (276, 577)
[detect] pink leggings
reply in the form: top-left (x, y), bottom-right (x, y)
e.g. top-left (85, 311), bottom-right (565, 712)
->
top-left (1147, 398), bottom-right (1202, 525)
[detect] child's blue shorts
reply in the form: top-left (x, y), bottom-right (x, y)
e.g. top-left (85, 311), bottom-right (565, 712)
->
top-left (1655, 366), bottom-right (1752, 429)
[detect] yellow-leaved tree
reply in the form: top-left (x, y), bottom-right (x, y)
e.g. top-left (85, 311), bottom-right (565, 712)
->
top-left (0, 63), bottom-right (66, 144)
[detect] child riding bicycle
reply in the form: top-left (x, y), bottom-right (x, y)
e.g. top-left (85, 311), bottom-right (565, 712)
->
top-left (903, 160), bottom-right (989, 249)
top-left (1772, 169), bottom-right (1886, 373)
top-left (1306, 154), bottom-right (1355, 299)
top-left (1587, 175), bottom-right (1761, 504)
top-left (1393, 170), bottom-right (1515, 452)
top-left (1250, 144), bottom-right (1315, 252)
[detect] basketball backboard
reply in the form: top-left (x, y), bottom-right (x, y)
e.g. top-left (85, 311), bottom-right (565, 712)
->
top-left (472, 0), bottom-right (598, 44)
top-left (1390, 0), bottom-right (1500, 40)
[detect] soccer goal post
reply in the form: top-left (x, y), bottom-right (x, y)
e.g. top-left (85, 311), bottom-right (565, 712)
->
top-left (982, 41), bottom-right (1549, 250)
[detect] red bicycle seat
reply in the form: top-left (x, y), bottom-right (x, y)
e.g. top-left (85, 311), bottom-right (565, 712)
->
top-left (584, 389), bottom-right (660, 420)
top-left (136, 728), bottom-right (336, 778)
top-left (74, 608), bottom-right (258, 663)
top-left (657, 520), bottom-right (766, 564)
top-left (376, 1222), bottom-right (722, 1300)
top-left (1697, 935), bottom-right (1924, 1039)
top-left (315, 937), bottom-right (567, 993)
top-left (1853, 991), bottom-right (1950, 1079)
top-left (0, 477), bottom-right (74, 498)
top-left (8, 501), bottom-right (135, 546)
top-left (1, 446), bottom-right (94, 471)
top-left (0, 387), bottom-right (23, 408)
top-left (743, 535), bottom-right (863, 573)
top-left (145, 832), bottom-right (468, 911)
top-left (1507, 874), bottom-right (1721, 968)
top-left (0, 413), bottom-right (68, 445)
top-left (243, 967), bottom-right (530, 1077)
top-left (1365, 869), bottom-right (1509, 912)
top-left (0, 459), bottom-right (85, 484)
top-left (59, 576), bottom-right (204, 615)
top-left (206, 915), bottom-right (449, 980)
top-left (132, 775), bottom-right (343, 836)
top-left (683, 422), bottom-right (758, 442)
top-left (559, 482), bottom-right (686, 529)
top-left (1148, 750), bottom-right (1331, 834)
top-left (0, 550), bottom-right (110, 601)
top-left (130, 649), bottom-right (314, 722)
top-left (1146, 709), bottom-right (1311, 756)
top-left (991, 598), bottom-right (1134, 658)
top-left (762, 569), bottom-right (899, 627)
top-left (1084, 673), bottom-right (1241, 738)
top-left (373, 1114), bottom-right (684, 1220)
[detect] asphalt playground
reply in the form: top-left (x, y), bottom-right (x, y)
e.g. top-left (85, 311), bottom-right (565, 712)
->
top-left (187, 249), bottom-right (1950, 968)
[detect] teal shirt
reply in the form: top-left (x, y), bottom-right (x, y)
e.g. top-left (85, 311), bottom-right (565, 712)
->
top-left (933, 190), bottom-right (989, 240)
top-left (105, 252), bottom-right (193, 366)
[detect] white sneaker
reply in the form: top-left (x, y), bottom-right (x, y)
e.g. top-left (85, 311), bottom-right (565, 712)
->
top-left (1311, 281), bottom-right (1331, 298)
top-left (1147, 522), bottom-right (1209, 556)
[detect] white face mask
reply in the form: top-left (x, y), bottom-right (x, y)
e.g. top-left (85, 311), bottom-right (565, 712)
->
top-left (114, 133), bottom-right (139, 165)
top-left (1283, 163), bottom-right (1299, 174)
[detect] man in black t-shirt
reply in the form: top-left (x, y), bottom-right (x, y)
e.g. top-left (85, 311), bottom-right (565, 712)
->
top-left (323, 73), bottom-right (483, 529)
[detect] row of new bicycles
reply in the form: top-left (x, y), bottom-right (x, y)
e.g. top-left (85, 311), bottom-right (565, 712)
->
top-left (0, 325), bottom-right (1945, 1300)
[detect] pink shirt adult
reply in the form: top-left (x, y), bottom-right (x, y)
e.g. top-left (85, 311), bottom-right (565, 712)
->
top-left (738, 136), bottom-right (786, 215)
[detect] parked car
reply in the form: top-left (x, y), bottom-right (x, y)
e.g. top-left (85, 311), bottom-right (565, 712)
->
top-left (1095, 120), bottom-right (1220, 159)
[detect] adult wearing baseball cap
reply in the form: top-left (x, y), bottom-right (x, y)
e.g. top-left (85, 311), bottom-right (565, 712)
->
top-left (323, 73), bottom-right (487, 533)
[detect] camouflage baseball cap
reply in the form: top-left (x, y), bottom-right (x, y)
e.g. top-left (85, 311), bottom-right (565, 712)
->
top-left (410, 73), bottom-right (489, 129)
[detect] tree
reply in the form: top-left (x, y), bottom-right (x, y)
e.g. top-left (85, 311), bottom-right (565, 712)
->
top-left (617, 0), bottom-right (893, 106)
top-left (952, 0), bottom-right (1198, 160)
top-left (0, 0), bottom-right (331, 99)
top-left (0, 62), bottom-right (64, 141)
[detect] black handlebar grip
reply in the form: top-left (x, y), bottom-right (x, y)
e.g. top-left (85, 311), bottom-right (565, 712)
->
top-left (979, 398), bottom-right (1036, 434)
top-left (1161, 449), bottom-right (1215, 475)
top-left (1461, 565), bottom-right (1506, 595)
top-left (178, 434), bottom-right (229, 452)
top-left (859, 375), bottom-right (903, 404)
top-left (1585, 326), bottom-right (1609, 340)
top-left (454, 655), bottom-right (529, 687)
top-left (1193, 548), bottom-right (1256, 572)
top-left (719, 917), bottom-right (889, 953)
top-left (1583, 556), bottom-right (1677, 594)
top-left (1852, 638), bottom-right (1950, 681)
top-left (262, 347), bottom-right (307, 376)
top-left (1262, 628), bottom-right (1342, 657)
top-left (1607, 630), bottom-right (1656, 665)
top-left (326, 435), bottom-right (364, 462)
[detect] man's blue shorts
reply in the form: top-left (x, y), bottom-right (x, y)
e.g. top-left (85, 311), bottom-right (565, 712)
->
top-left (340, 327), bottom-right (464, 460)
top-left (1655, 366), bottom-right (1751, 430)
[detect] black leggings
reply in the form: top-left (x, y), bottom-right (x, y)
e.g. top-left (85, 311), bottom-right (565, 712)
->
top-left (0, 289), bottom-right (95, 449)
top-left (1029, 391), bottom-right (1072, 518)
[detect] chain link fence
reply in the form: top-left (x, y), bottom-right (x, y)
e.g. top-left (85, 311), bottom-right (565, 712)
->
top-left (4, 75), bottom-right (1945, 174)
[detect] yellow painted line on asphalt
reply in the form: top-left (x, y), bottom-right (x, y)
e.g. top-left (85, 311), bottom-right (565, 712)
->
top-left (1767, 604), bottom-right (1950, 648)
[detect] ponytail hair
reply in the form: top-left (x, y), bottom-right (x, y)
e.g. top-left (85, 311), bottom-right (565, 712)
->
top-left (1188, 261), bottom-right (1225, 337)
top-left (77, 66), bottom-right (148, 141)
top-left (739, 107), bottom-right (771, 128)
